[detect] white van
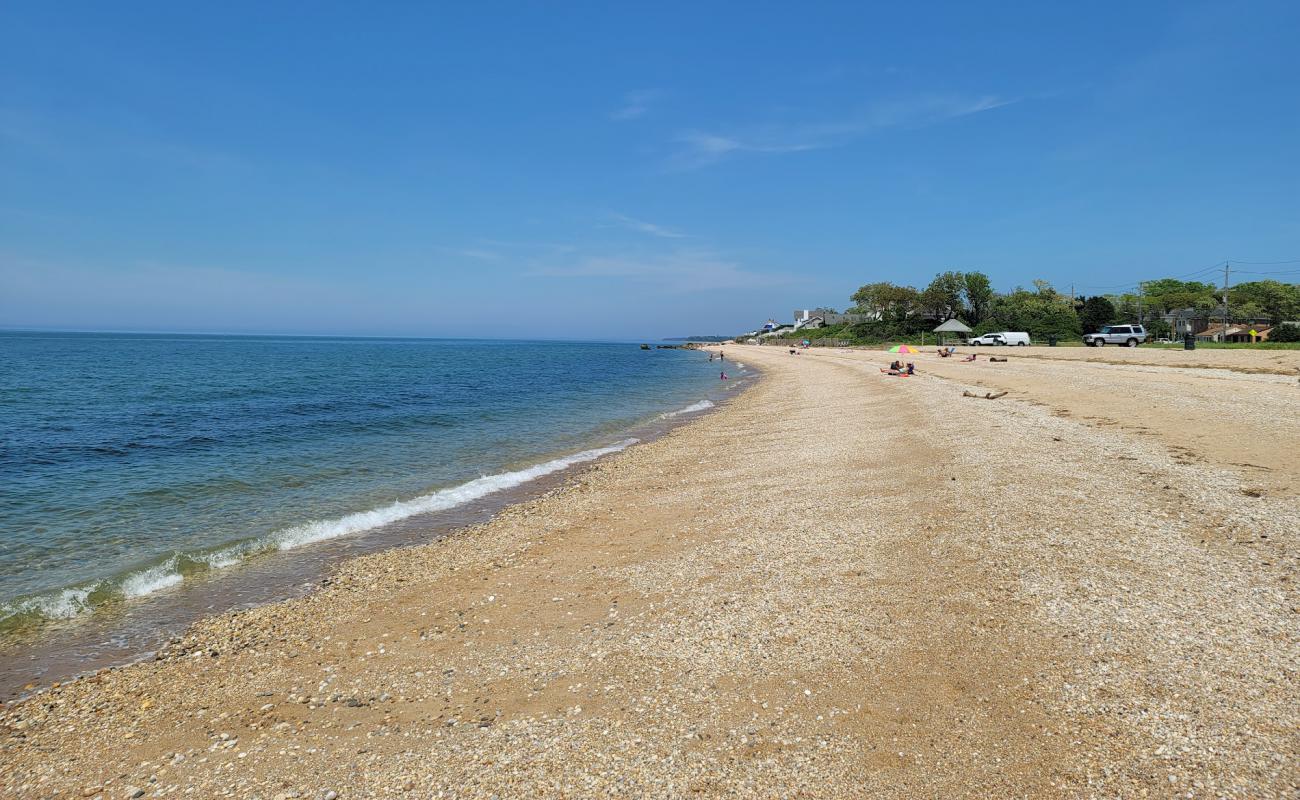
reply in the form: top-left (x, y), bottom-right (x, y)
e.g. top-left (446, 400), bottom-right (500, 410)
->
top-left (968, 331), bottom-right (1031, 346)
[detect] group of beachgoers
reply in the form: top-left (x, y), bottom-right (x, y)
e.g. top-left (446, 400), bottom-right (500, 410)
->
top-left (883, 346), bottom-right (985, 376)
top-left (937, 346), bottom-right (978, 362)
top-left (709, 350), bottom-right (728, 380)
top-left (710, 345), bottom-right (981, 384)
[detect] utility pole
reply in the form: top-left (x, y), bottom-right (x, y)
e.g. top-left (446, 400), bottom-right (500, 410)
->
top-left (1222, 261), bottom-right (1231, 342)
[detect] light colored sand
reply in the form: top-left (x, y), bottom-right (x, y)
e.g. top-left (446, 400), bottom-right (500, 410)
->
top-left (2, 346), bottom-right (1296, 798)
top-left (859, 345), bottom-right (1300, 495)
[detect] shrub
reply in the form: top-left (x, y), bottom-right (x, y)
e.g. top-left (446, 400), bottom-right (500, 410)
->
top-left (1269, 322), bottom-right (1300, 342)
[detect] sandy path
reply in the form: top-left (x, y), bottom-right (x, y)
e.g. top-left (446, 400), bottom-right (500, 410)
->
top-left (943, 345), bottom-right (1300, 376)
top-left (822, 346), bottom-right (1300, 495)
top-left (1, 347), bottom-right (1295, 798)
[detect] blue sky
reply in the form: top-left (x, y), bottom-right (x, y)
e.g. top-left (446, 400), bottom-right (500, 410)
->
top-left (2, 1), bottom-right (1297, 339)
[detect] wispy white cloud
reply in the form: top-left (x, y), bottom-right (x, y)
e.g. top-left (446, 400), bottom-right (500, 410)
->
top-left (669, 93), bottom-right (1019, 168)
top-left (611, 89), bottom-right (666, 121)
top-left (435, 246), bottom-right (502, 261)
top-left (669, 132), bottom-right (822, 169)
top-left (0, 107), bottom-right (251, 174)
top-left (477, 238), bottom-right (581, 255)
top-left (610, 212), bottom-right (687, 239)
top-left (529, 249), bottom-right (792, 292)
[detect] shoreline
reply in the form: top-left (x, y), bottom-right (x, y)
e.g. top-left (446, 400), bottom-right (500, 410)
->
top-left (0, 366), bottom-right (755, 702)
top-left (2, 346), bottom-right (1294, 797)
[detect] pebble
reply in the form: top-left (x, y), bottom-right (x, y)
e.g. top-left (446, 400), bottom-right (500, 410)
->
top-left (2, 347), bottom-right (1296, 799)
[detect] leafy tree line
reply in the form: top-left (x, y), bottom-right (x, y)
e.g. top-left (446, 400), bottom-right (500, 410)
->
top-left (839, 272), bottom-right (1300, 342)
top-left (846, 272), bottom-right (1080, 340)
top-left (1106, 278), bottom-right (1300, 327)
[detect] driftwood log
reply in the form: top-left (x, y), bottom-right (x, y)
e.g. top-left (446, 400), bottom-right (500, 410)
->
top-left (962, 390), bottom-right (1008, 400)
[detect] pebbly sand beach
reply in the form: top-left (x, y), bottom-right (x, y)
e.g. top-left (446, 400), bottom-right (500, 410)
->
top-left (2, 345), bottom-right (1297, 798)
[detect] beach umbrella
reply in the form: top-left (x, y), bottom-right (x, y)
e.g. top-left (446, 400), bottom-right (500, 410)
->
top-left (888, 344), bottom-right (918, 354)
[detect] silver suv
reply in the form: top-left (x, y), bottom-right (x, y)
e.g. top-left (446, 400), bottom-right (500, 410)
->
top-left (1083, 324), bottom-right (1147, 347)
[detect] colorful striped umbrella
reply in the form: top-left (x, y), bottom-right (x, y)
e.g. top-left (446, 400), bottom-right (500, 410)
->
top-left (888, 344), bottom-right (918, 353)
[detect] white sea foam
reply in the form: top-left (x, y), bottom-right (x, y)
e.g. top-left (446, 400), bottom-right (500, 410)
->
top-left (195, 545), bottom-right (249, 570)
top-left (2, 440), bottom-right (640, 626)
top-left (270, 439), bottom-right (639, 551)
top-left (120, 558), bottom-right (183, 598)
top-left (0, 585), bottom-right (96, 625)
top-left (660, 400), bottom-right (715, 419)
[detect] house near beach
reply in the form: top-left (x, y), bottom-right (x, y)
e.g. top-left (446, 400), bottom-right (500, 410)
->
top-left (793, 308), bottom-right (876, 327)
top-left (744, 307), bottom-right (881, 341)
top-left (1195, 323), bottom-right (1274, 343)
top-left (1164, 306), bottom-right (1276, 340)
top-left (1163, 308), bottom-right (1211, 338)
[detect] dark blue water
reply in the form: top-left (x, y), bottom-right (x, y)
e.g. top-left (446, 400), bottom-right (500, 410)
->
top-left (0, 332), bottom-right (739, 635)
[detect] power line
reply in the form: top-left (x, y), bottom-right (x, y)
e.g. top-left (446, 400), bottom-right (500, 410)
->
top-left (1075, 281), bottom-right (1143, 291)
top-left (1076, 258), bottom-right (1300, 293)
top-left (1173, 263), bottom-right (1228, 280)
top-left (1074, 260), bottom-right (1227, 292)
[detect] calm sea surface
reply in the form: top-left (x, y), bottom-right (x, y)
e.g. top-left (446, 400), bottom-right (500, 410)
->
top-left (0, 333), bottom-right (742, 649)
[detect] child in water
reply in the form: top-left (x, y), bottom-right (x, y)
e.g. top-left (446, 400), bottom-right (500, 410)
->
top-left (720, 370), bottom-right (728, 380)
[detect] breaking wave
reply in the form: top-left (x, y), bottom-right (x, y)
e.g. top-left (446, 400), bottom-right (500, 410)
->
top-left (659, 400), bottom-right (715, 419)
top-left (0, 439), bottom-right (638, 633)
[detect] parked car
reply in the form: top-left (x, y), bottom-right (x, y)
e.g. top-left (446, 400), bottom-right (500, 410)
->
top-left (1083, 324), bottom-right (1148, 347)
top-left (968, 331), bottom-right (1031, 346)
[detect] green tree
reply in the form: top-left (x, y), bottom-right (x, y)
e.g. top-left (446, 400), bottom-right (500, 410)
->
top-left (1229, 280), bottom-right (1300, 322)
top-left (1138, 279), bottom-right (1218, 315)
top-left (850, 282), bottom-right (921, 322)
top-left (1078, 295), bottom-right (1116, 333)
top-left (963, 271), bottom-right (994, 325)
top-left (920, 271), bottom-right (966, 320)
top-left (1109, 292), bottom-right (1143, 322)
top-left (1146, 319), bottom-right (1173, 339)
top-left (987, 282), bottom-right (1081, 339)
top-left (1269, 322), bottom-right (1300, 342)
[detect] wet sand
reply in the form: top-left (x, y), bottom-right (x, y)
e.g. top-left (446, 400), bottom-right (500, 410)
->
top-left (0, 389), bottom-right (751, 702)
top-left (2, 346), bottom-right (1296, 798)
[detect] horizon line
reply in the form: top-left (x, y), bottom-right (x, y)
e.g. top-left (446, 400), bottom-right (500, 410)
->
top-left (0, 326), bottom-right (726, 344)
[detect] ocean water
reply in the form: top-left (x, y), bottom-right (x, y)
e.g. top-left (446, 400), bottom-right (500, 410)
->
top-left (0, 332), bottom-right (741, 643)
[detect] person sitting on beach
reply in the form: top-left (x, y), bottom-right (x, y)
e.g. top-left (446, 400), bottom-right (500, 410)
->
top-left (889, 360), bottom-right (902, 371)
top-left (905, 362), bottom-right (916, 375)
top-left (962, 353), bottom-right (976, 362)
